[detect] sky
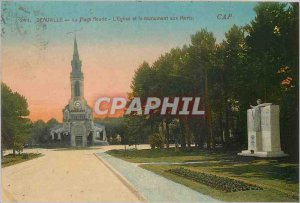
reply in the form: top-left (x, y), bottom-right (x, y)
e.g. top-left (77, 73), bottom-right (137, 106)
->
top-left (1, 1), bottom-right (257, 122)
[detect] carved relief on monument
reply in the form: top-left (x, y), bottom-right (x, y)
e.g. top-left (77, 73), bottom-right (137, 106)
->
top-left (261, 107), bottom-right (270, 132)
top-left (250, 134), bottom-right (256, 150)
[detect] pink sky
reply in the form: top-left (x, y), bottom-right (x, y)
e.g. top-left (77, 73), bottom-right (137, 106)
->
top-left (2, 40), bottom-right (178, 122)
top-left (1, 1), bottom-right (257, 123)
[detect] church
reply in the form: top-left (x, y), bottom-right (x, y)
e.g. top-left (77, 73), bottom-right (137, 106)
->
top-left (50, 38), bottom-right (108, 147)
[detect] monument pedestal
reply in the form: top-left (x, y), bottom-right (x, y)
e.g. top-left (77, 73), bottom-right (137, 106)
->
top-left (238, 150), bottom-right (287, 157)
top-left (238, 104), bottom-right (287, 158)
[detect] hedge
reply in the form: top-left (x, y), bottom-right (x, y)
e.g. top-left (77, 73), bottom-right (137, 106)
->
top-left (167, 167), bottom-right (262, 192)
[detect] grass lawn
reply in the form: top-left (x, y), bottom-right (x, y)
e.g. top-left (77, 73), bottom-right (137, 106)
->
top-left (2, 153), bottom-right (42, 168)
top-left (54, 146), bottom-right (102, 151)
top-left (107, 148), bottom-right (299, 202)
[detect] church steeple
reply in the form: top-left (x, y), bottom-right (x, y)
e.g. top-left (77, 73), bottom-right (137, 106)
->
top-left (70, 36), bottom-right (84, 100)
top-left (73, 35), bottom-right (79, 60)
top-left (71, 35), bottom-right (82, 74)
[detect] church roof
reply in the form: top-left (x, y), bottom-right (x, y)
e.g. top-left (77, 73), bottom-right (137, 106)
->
top-left (51, 124), bottom-right (63, 130)
top-left (94, 123), bottom-right (106, 128)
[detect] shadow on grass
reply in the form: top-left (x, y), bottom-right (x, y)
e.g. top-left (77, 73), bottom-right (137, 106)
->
top-left (211, 161), bottom-right (299, 184)
top-left (108, 147), bottom-right (233, 159)
top-left (108, 147), bottom-right (299, 184)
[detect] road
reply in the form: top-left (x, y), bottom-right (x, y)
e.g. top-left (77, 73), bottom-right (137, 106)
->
top-left (2, 145), bottom-right (147, 202)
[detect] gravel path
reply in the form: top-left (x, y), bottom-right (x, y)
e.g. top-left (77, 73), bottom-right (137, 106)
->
top-left (2, 147), bottom-right (144, 202)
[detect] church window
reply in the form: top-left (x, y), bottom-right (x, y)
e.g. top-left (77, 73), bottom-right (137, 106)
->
top-left (75, 81), bottom-right (80, 96)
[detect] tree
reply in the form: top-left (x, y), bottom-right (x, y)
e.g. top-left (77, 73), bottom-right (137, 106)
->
top-left (245, 2), bottom-right (299, 156)
top-left (95, 117), bottom-right (127, 142)
top-left (1, 83), bottom-right (32, 155)
top-left (31, 120), bottom-right (47, 144)
top-left (123, 115), bottom-right (145, 148)
top-left (131, 61), bottom-right (154, 98)
top-left (213, 25), bottom-right (247, 145)
top-left (190, 29), bottom-right (217, 149)
top-left (127, 2), bottom-right (298, 156)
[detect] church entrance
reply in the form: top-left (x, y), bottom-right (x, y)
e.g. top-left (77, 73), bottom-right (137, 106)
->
top-left (75, 136), bottom-right (83, 146)
top-left (71, 124), bottom-right (86, 147)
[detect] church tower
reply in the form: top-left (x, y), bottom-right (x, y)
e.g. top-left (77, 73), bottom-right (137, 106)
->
top-left (58, 37), bottom-right (108, 147)
top-left (63, 37), bottom-right (93, 147)
top-left (70, 37), bottom-right (85, 109)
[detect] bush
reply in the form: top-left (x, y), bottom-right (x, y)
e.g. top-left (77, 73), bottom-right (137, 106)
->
top-left (149, 133), bottom-right (164, 149)
top-left (109, 134), bottom-right (122, 145)
top-left (22, 153), bottom-right (29, 159)
top-left (167, 167), bottom-right (262, 192)
top-left (14, 142), bottom-right (24, 155)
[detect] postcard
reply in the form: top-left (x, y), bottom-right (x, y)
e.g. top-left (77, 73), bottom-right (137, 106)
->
top-left (1, 1), bottom-right (299, 202)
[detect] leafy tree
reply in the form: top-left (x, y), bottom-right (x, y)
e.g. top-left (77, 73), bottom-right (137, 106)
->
top-left (245, 2), bottom-right (299, 156)
top-left (1, 83), bottom-right (32, 155)
top-left (213, 25), bottom-right (247, 145)
top-left (31, 120), bottom-right (47, 144)
top-left (123, 115), bottom-right (146, 148)
top-left (46, 118), bottom-right (59, 127)
top-left (131, 61), bottom-right (154, 98)
top-left (127, 2), bottom-right (298, 157)
top-left (190, 29), bottom-right (217, 149)
top-left (95, 117), bottom-right (127, 142)
top-left (149, 133), bottom-right (164, 149)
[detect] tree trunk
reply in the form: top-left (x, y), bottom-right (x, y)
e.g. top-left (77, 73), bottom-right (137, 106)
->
top-left (224, 103), bottom-right (230, 144)
top-left (219, 114), bottom-right (225, 144)
top-left (165, 118), bottom-right (170, 149)
top-left (150, 115), bottom-right (154, 134)
top-left (204, 70), bottom-right (214, 149)
top-left (179, 117), bottom-right (186, 149)
top-left (221, 66), bottom-right (229, 145)
top-left (197, 118), bottom-right (205, 149)
top-left (160, 120), bottom-right (166, 148)
top-left (184, 120), bottom-right (191, 150)
top-left (194, 121), bottom-right (200, 149)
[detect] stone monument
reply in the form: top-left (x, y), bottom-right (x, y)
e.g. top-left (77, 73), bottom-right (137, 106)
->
top-left (238, 99), bottom-right (287, 157)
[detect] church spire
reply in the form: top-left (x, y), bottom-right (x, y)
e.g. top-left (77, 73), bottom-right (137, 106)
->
top-left (71, 35), bottom-right (82, 74)
top-left (73, 35), bottom-right (79, 60)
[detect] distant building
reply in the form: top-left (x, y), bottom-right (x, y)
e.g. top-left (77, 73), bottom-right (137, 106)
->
top-left (51, 38), bottom-right (108, 147)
